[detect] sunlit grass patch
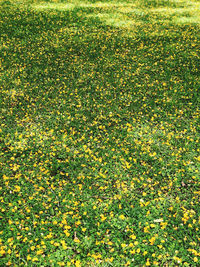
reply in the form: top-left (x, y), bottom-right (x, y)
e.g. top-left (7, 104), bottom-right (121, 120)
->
top-left (19, 0), bottom-right (200, 28)
top-left (146, 0), bottom-right (200, 24)
top-left (138, 0), bottom-right (186, 8)
top-left (174, 13), bottom-right (200, 24)
top-left (32, 2), bottom-right (75, 10)
top-left (32, 1), bottom-right (133, 10)
top-left (87, 12), bottom-right (140, 28)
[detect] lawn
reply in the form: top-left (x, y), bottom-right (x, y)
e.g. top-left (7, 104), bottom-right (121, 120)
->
top-left (0, 0), bottom-right (200, 266)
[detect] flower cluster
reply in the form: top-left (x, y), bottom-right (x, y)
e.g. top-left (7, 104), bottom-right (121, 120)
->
top-left (0, 0), bottom-right (199, 266)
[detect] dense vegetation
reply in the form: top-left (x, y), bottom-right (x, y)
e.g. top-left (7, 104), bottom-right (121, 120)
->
top-left (0, 0), bottom-right (199, 265)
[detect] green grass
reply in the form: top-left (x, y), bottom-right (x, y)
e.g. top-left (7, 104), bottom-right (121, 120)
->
top-left (0, 0), bottom-right (200, 266)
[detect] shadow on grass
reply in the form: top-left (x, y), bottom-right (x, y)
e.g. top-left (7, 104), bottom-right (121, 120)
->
top-left (1, 0), bottom-right (199, 119)
top-left (0, 0), bottom-right (199, 145)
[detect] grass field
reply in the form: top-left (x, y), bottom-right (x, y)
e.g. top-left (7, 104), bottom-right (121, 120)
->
top-left (0, 0), bottom-right (200, 265)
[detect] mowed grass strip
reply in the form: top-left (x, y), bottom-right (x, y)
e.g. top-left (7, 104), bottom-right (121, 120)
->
top-left (0, 0), bottom-right (199, 266)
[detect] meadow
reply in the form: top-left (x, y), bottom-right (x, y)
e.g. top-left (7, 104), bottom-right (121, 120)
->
top-left (0, 0), bottom-right (200, 266)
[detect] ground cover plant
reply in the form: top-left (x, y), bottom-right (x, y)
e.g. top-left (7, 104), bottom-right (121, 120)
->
top-left (0, 0), bottom-right (200, 265)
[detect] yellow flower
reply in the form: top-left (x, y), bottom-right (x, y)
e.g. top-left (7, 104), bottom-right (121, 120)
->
top-left (64, 230), bottom-right (70, 237)
top-left (58, 262), bottom-right (65, 266)
top-left (13, 165), bottom-right (20, 171)
top-left (130, 249), bottom-right (135, 254)
top-left (119, 214), bottom-right (125, 220)
top-left (130, 234), bottom-right (136, 240)
top-left (100, 214), bottom-right (107, 221)
top-left (0, 249), bottom-right (5, 256)
top-left (36, 249), bottom-right (43, 255)
top-left (14, 185), bottom-right (21, 192)
top-left (74, 237), bottom-right (80, 243)
top-left (149, 236), bottom-right (156, 245)
top-left (75, 261), bottom-right (81, 267)
top-left (146, 259), bottom-right (151, 266)
top-left (136, 248), bottom-right (141, 253)
top-left (75, 220), bottom-right (81, 226)
top-left (105, 257), bottom-right (114, 263)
